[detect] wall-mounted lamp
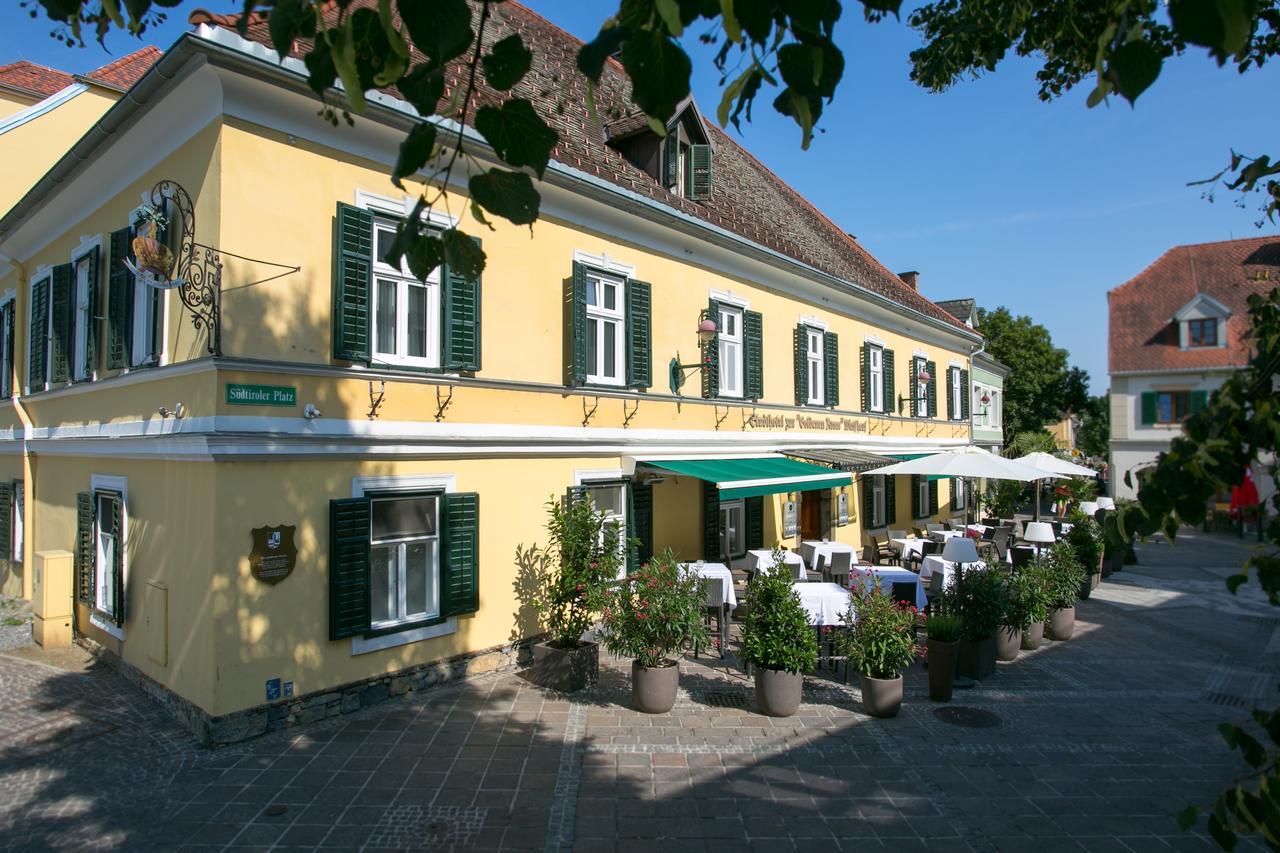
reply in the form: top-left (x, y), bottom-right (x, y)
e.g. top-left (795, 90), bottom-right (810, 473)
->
top-left (158, 403), bottom-right (185, 419)
top-left (303, 403), bottom-right (322, 420)
top-left (897, 365), bottom-right (933, 415)
top-left (668, 312), bottom-right (718, 395)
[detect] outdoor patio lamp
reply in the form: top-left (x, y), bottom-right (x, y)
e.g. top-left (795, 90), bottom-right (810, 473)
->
top-left (1078, 501), bottom-right (1100, 518)
top-left (668, 312), bottom-right (718, 395)
top-left (941, 536), bottom-right (980, 573)
top-left (896, 364), bottom-right (933, 415)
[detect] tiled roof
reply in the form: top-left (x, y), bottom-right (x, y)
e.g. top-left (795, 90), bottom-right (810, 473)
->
top-left (936, 298), bottom-right (976, 326)
top-left (0, 60), bottom-right (74, 99)
top-left (189, 2), bottom-right (974, 335)
top-left (82, 46), bottom-right (162, 91)
top-left (1108, 236), bottom-right (1280, 373)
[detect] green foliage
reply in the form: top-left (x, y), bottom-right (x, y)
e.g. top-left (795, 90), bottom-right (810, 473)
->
top-left (976, 307), bottom-right (1086, 440)
top-left (1076, 394), bottom-right (1111, 459)
top-left (741, 548), bottom-right (818, 674)
top-left (1043, 541), bottom-right (1087, 611)
top-left (836, 586), bottom-right (920, 679)
top-left (1004, 565), bottom-right (1051, 629)
top-left (1065, 515), bottom-right (1104, 576)
top-left (524, 493), bottom-right (624, 649)
top-left (984, 479), bottom-right (1025, 519)
top-left (1007, 430), bottom-right (1058, 456)
top-left (922, 608), bottom-right (963, 643)
top-left (595, 549), bottom-right (709, 668)
top-left (951, 566), bottom-right (1007, 641)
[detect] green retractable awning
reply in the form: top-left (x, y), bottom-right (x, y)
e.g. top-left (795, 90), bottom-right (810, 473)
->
top-left (641, 456), bottom-right (853, 500)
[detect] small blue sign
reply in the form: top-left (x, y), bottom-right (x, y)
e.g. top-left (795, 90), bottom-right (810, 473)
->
top-left (284, 681), bottom-right (294, 699)
top-left (265, 678), bottom-right (281, 702)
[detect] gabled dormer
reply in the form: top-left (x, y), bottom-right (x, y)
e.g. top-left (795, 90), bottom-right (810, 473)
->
top-left (1171, 293), bottom-right (1230, 350)
top-left (604, 96), bottom-right (714, 202)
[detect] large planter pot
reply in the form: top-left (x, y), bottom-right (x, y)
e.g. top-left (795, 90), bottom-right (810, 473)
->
top-left (631, 660), bottom-right (679, 714)
top-left (754, 667), bottom-right (803, 717)
top-left (926, 638), bottom-right (958, 702)
top-left (1078, 572), bottom-right (1101, 600)
top-left (996, 626), bottom-right (1022, 662)
top-left (530, 640), bottom-right (598, 693)
top-left (860, 674), bottom-right (904, 718)
top-left (956, 636), bottom-right (997, 680)
top-left (1047, 607), bottom-right (1076, 641)
top-left (1021, 621), bottom-right (1045, 650)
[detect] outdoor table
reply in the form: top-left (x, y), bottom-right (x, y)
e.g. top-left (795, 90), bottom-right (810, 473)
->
top-left (747, 549), bottom-right (806, 581)
top-left (850, 566), bottom-right (927, 610)
top-left (966, 524), bottom-right (994, 539)
top-left (919, 556), bottom-right (990, 591)
top-left (802, 540), bottom-right (858, 576)
top-left (928, 529), bottom-right (964, 544)
top-left (890, 538), bottom-right (926, 561)
top-left (680, 562), bottom-right (736, 657)
top-left (792, 582), bottom-right (853, 627)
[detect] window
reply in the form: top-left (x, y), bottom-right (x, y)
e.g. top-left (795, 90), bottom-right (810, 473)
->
top-left (661, 123), bottom-right (712, 201)
top-left (916, 358), bottom-right (930, 418)
top-left (77, 484), bottom-right (125, 629)
top-left (372, 219), bottom-right (440, 369)
top-left (1156, 391), bottom-right (1191, 424)
top-left (72, 252), bottom-right (94, 381)
top-left (868, 345), bottom-right (883, 412)
top-left (0, 299), bottom-right (13, 399)
top-left (585, 270), bottom-right (625, 386)
top-left (584, 481), bottom-right (627, 578)
top-left (12, 482), bottom-right (22, 563)
top-left (870, 476), bottom-right (885, 528)
top-left (369, 494), bottom-right (440, 628)
top-left (950, 367), bottom-right (963, 420)
top-left (1188, 318), bottom-right (1218, 347)
top-left (972, 384), bottom-right (985, 428)
top-left (719, 499), bottom-right (746, 560)
top-left (718, 305), bottom-right (743, 398)
top-left (95, 492), bottom-right (120, 616)
top-left (990, 390), bottom-right (1001, 427)
top-left (917, 476), bottom-right (930, 519)
top-left (953, 479), bottom-right (966, 510)
top-left (806, 329), bottom-right (824, 406)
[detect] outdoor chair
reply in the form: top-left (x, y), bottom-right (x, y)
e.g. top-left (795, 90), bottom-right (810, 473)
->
top-left (697, 576), bottom-right (729, 659)
top-left (797, 542), bottom-right (817, 573)
top-left (868, 531), bottom-right (897, 566)
top-left (913, 526), bottom-right (928, 539)
top-left (906, 539), bottom-right (939, 573)
top-left (981, 516), bottom-right (1001, 528)
top-left (1010, 546), bottom-right (1035, 569)
top-left (811, 552), bottom-right (827, 582)
top-left (887, 528), bottom-right (908, 540)
top-left (941, 521), bottom-right (953, 530)
top-left (891, 582), bottom-right (918, 607)
top-left (988, 527), bottom-right (1013, 563)
top-left (926, 523), bottom-right (945, 533)
top-left (826, 550), bottom-right (853, 586)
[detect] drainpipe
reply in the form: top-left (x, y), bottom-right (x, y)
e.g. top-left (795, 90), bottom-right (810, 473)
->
top-left (1, 254), bottom-right (35, 602)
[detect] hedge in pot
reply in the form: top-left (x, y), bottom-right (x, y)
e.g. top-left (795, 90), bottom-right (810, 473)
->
top-left (521, 493), bottom-right (623, 692)
top-left (1016, 563), bottom-right (1053, 650)
top-left (1044, 541), bottom-right (1088, 641)
top-left (953, 567), bottom-right (1006, 681)
top-left (923, 601), bottom-right (963, 702)
top-left (1064, 513), bottom-right (1105, 598)
top-left (837, 586), bottom-right (920, 718)
top-left (741, 550), bottom-right (817, 718)
top-left (595, 549), bottom-right (709, 714)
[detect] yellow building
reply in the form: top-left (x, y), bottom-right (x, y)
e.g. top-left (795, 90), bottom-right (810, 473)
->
top-left (0, 8), bottom-right (981, 743)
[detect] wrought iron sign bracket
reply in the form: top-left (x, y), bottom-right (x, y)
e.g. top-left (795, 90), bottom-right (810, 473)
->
top-left (621, 399), bottom-right (639, 429)
top-left (368, 381), bottom-right (386, 420)
top-left (434, 385), bottom-right (454, 422)
top-left (713, 405), bottom-right (730, 431)
top-left (741, 407), bottom-right (758, 430)
top-left (581, 396), bottom-right (600, 427)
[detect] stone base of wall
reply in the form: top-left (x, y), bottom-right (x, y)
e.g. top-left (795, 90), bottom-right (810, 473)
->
top-left (79, 636), bottom-right (536, 746)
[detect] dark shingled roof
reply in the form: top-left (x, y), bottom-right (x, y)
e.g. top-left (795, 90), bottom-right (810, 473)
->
top-left (1108, 236), bottom-right (1280, 373)
top-left (190, 2), bottom-right (975, 335)
top-left (936, 298), bottom-right (976, 327)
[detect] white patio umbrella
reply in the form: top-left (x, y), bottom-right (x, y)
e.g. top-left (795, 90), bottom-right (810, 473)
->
top-left (1013, 452), bottom-right (1097, 521)
top-left (868, 446), bottom-right (1051, 481)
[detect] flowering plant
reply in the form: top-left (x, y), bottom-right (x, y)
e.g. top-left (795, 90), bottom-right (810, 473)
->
top-left (836, 585), bottom-right (920, 679)
top-left (595, 549), bottom-right (709, 668)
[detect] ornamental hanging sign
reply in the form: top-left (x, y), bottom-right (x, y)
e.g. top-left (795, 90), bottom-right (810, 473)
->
top-left (249, 525), bottom-right (297, 585)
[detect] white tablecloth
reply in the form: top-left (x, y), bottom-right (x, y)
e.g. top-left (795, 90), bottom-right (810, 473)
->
top-left (850, 567), bottom-right (927, 610)
top-left (679, 562), bottom-right (737, 608)
top-left (747, 549), bottom-right (806, 581)
top-left (966, 524), bottom-right (993, 538)
top-left (792, 582), bottom-right (852, 627)
top-left (929, 529), bottom-right (964, 543)
top-left (919, 556), bottom-right (990, 590)
top-left (802, 540), bottom-right (858, 573)
top-left (891, 538), bottom-right (933, 561)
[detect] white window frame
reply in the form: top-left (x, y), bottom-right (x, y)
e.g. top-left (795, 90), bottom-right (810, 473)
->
top-left (88, 474), bottom-right (127, 641)
top-left (868, 345), bottom-right (884, 412)
top-left (719, 498), bottom-right (746, 560)
top-left (124, 205), bottom-right (166, 370)
top-left (871, 475), bottom-right (886, 528)
top-left (806, 327), bottom-right (824, 406)
top-left (368, 493), bottom-right (442, 629)
top-left (990, 390), bottom-right (1001, 428)
top-left (915, 357), bottom-right (930, 418)
top-left (582, 479), bottom-right (628, 579)
top-left (954, 479), bottom-right (966, 510)
top-left (917, 476), bottom-right (930, 519)
top-left (12, 481), bottom-right (22, 563)
top-left (369, 217), bottom-right (440, 370)
top-left (584, 269), bottom-right (626, 386)
top-left (718, 304), bottom-right (744, 398)
top-left (71, 248), bottom-right (95, 382)
top-left (950, 366), bottom-right (963, 421)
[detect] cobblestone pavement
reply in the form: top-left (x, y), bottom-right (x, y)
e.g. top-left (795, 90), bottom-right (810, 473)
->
top-left (1, 530), bottom-right (1277, 852)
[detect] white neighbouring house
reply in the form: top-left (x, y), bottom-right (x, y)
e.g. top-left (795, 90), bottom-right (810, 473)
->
top-left (1107, 236), bottom-right (1279, 502)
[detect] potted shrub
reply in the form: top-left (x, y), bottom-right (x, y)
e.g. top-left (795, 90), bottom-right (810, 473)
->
top-left (595, 550), bottom-right (709, 713)
top-left (999, 570), bottom-right (1045, 660)
top-left (923, 604), bottom-right (962, 702)
top-left (741, 549), bottom-right (818, 717)
top-left (1064, 514), bottom-right (1104, 598)
top-left (522, 493), bottom-right (623, 692)
top-left (953, 567), bottom-right (1006, 680)
top-left (1017, 563), bottom-right (1052, 650)
top-left (1044, 542), bottom-right (1087, 641)
top-left (837, 586), bottom-right (920, 718)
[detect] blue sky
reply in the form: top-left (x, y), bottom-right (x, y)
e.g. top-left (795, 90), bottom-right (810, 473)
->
top-left (4, 3), bottom-right (1278, 394)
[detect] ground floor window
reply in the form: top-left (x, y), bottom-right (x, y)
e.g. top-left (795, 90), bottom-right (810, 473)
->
top-left (584, 481), bottom-right (627, 578)
top-left (870, 476), bottom-right (886, 527)
top-left (77, 486), bottom-right (124, 626)
top-left (953, 478), bottom-right (966, 511)
top-left (719, 499), bottom-right (746, 560)
top-left (369, 494), bottom-right (440, 628)
top-left (12, 481), bottom-right (22, 562)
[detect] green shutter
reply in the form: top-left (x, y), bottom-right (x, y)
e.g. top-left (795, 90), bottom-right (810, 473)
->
top-left (442, 492), bottom-right (480, 617)
top-left (28, 276), bottom-right (49, 392)
top-left (702, 480), bottom-right (720, 560)
top-left (929, 480), bottom-right (939, 516)
top-left (106, 227), bottom-right (133, 370)
top-left (1190, 390), bottom-right (1208, 414)
top-left (689, 144), bottom-right (712, 201)
top-left (76, 492), bottom-right (94, 605)
top-left (632, 481), bottom-right (653, 565)
top-left (744, 309), bottom-right (763, 401)
top-left (626, 481), bottom-right (639, 574)
top-left (441, 236), bottom-right (482, 371)
top-left (145, 282), bottom-right (162, 367)
top-left (0, 482), bottom-right (11, 561)
top-left (3, 303), bottom-right (13, 399)
top-left (702, 300), bottom-right (719, 398)
top-left (333, 202), bottom-right (372, 363)
top-left (960, 369), bottom-right (970, 420)
top-left (49, 263), bottom-right (73, 384)
top-left (823, 331), bottom-right (839, 408)
top-left (625, 279), bottom-right (651, 389)
top-left (569, 261), bottom-right (588, 385)
top-left (860, 345), bottom-right (869, 412)
top-left (328, 497), bottom-right (371, 640)
top-left (793, 324), bottom-right (808, 406)
top-left (946, 367), bottom-right (954, 420)
top-left (109, 494), bottom-right (125, 625)
top-left (911, 475), bottom-right (921, 519)
top-left (1140, 391), bottom-right (1157, 425)
top-left (87, 246), bottom-right (101, 378)
top-left (662, 132), bottom-right (678, 190)
top-left (909, 358), bottom-right (920, 417)
top-left (885, 475), bottom-right (897, 525)
top-left (926, 360), bottom-right (937, 419)
top-left (745, 495), bottom-right (764, 550)
top-left (883, 349), bottom-right (896, 414)
top-left (862, 476), bottom-right (873, 528)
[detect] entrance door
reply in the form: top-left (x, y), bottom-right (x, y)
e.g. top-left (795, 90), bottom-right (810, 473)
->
top-left (800, 493), bottom-right (823, 542)
top-left (719, 500), bottom-right (745, 561)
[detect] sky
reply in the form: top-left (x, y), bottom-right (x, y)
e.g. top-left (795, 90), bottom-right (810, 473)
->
top-left (3, 3), bottom-right (1278, 395)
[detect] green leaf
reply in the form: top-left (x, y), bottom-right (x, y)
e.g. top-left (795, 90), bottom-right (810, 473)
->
top-left (1109, 40), bottom-right (1162, 103)
top-left (469, 169), bottom-right (541, 226)
top-left (399, 63), bottom-right (446, 116)
top-left (717, 65), bottom-right (754, 127)
top-left (1176, 805), bottom-right (1198, 831)
top-left (302, 38), bottom-right (337, 100)
top-left (373, 0), bottom-right (410, 86)
top-left (404, 231), bottom-right (445, 281)
top-left (474, 99), bottom-right (558, 179)
top-left (397, 0), bottom-right (473, 64)
top-left (267, 0), bottom-right (306, 58)
top-left (392, 123), bottom-right (438, 189)
top-left (442, 227), bottom-right (486, 279)
top-left (719, 0), bottom-right (742, 43)
top-left (655, 0), bottom-right (683, 36)
top-left (326, 23), bottom-right (367, 112)
top-left (578, 26), bottom-right (630, 83)
top-left (482, 33), bottom-right (533, 91)
top-left (620, 29), bottom-right (693, 122)
top-left (1169, 0), bottom-right (1226, 50)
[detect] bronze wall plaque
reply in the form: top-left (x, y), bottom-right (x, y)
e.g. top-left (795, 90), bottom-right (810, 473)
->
top-left (250, 525), bottom-right (297, 585)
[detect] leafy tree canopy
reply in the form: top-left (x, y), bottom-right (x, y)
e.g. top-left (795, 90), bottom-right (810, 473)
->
top-left (1075, 393), bottom-right (1111, 459)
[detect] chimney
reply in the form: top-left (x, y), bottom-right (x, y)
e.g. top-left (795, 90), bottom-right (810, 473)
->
top-left (898, 271), bottom-right (919, 291)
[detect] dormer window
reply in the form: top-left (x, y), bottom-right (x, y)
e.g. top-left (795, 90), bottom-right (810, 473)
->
top-left (604, 97), bottom-right (713, 202)
top-left (1172, 293), bottom-right (1230, 351)
top-left (1187, 318), bottom-right (1218, 347)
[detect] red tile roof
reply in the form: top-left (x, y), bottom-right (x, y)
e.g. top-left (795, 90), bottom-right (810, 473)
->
top-left (82, 46), bottom-right (162, 91)
top-left (188, 2), bottom-right (974, 335)
top-left (1108, 236), bottom-right (1280, 373)
top-left (0, 60), bottom-right (74, 100)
